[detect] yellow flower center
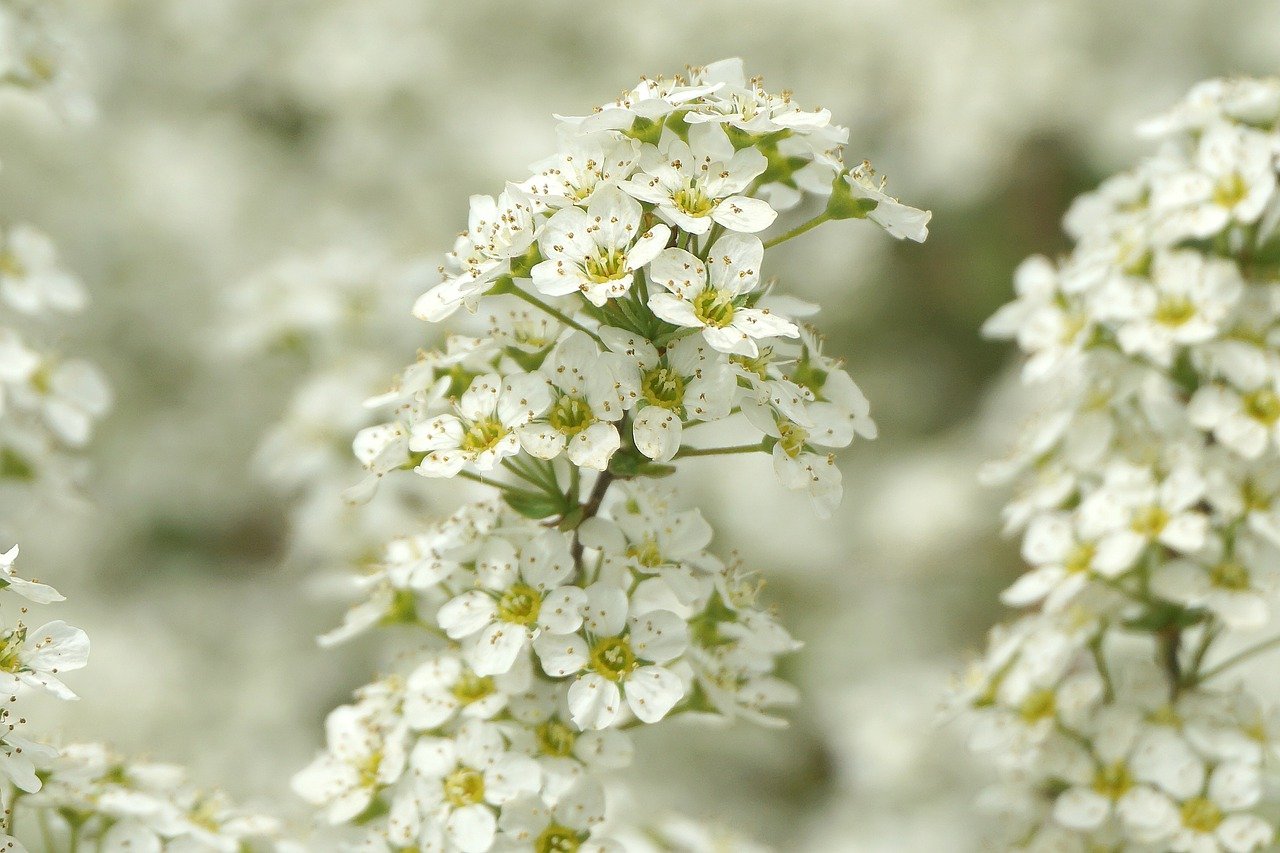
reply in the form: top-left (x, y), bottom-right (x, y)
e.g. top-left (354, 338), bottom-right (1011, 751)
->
top-left (1064, 543), bottom-right (1097, 574)
top-left (641, 366), bottom-right (685, 410)
top-left (584, 248), bottom-right (629, 283)
top-left (0, 251), bottom-right (25, 279)
top-left (496, 583), bottom-right (542, 626)
top-left (778, 421), bottom-right (808, 459)
top-left (536, 719), bottom-right (577, 758)
top-left (548, 395), bottom-right (595, 436)
top-left (1092, 762), bottom-right (1134, 800)
top-left (1180, 797), bottom-right (1224, 833)
top-left (673, 182), bottom-right (715, 218)
top-left (1210, 560), bottom-right (1250, 591)
top-left (535, 825), bottom-right (583, 853)
top-left (1131, 505), bottom-right (1169, 538)
top-left (1018, 689), bottom-right (1056, 725)
top-left (626, 535), bottom-right (664, 569)
top-left (1245, 389), bottom-right (1280, 425)
top-left (1154, 296), bottom-right (1196, 327)
top-left (443, 766), bottom-right (486, 807)
top-left (450, 671), bottom-right (496, 706)
top-left (461, 418), bottom-right (508, 454)
top-left (1213, 173), bottom-right (1249, 209)
top-left (692, 288), bottom-right (736, 328)
top-left (589, 636), bottom-right (637, 682)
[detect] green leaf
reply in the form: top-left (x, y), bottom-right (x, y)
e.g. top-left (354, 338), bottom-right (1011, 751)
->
top-left (0, 446), bottom-right (34, 481)
top-left (503, 490), bottom-right (565, 520)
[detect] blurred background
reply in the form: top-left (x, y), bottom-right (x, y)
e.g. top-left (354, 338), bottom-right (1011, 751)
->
top-left (2, 0), bottom-right (1278, 849)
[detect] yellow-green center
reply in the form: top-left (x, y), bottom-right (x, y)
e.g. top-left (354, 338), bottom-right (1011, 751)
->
top-left (0, 251), bottom-right (25, 279)
top-left (1092, 762), bottom-right (1134, 800)
top-left (461, 417), bottom-right (508, 454)
top-left (626, 535), bottom-right (664, 569)
top-left (451, 671), bottom-right (496, 706)
top-left (496, 582), bottom-right (542, 626)
top-left (1018, 689), bottom-right (1056, 725)
top-left (443, 766), bottom-right (486, 807)
top-left (692, 288), bottom-right (736, 328)
top-left (1210, 560), bottom-right (1250, 591)
top-left (548, 395), bottom-right (595, 437)
top-left (1245, 389), bottom-right (1280, 425)
top-left (535, 824), bottom-right (583, 853)
top-left (1213, 173), bottom-right (1249, 209)
top-left (1131, 505), bottom-right (1169, 538)
top-left (778, 421), bottom-right (808, 459)
top-left (673, 182), bottom-right (715, 218)
top-left (1155, 296), bottom-right (1196, 327)
top-left (589, 636), bottom-right (637, 682)
top-left (536, 719), bottom-right (577, 758)
top-left (641, 366), bottom-right (685, 410)
top-left (1180, 797), bottom-right (1224, 833)
top-left (1064, 543), bottom-right (1097, 574)
top-left (584, 248), bottom-right (629, 283)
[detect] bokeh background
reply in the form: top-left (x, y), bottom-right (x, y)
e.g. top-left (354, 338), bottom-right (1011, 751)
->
top-left (3, 1), bottom-right (1279, 849)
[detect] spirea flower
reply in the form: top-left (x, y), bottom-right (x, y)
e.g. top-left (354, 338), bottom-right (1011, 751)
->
top-left (963, 76), bottom-right (1280, 852)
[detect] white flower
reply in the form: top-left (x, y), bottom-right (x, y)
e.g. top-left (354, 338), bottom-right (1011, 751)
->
top-left (533, 583), bottom-right (687, 730)
top-left (410, 373), bottom-right (552, 476)
top-left (0, 545), bottom-right (62, 604)
top-left (0, 619), bottom-right (89, 700)
top-left (10, 358), bottom-right (112, 448)
top-left (983, 256), bottom-right (1095, 382)
top-left (292, 700), bottom-right (409, 824)
top-left (437, 531), bottom-right (586, 676)
top-left (620, 122), bottom-right (775, 234)
top-left (1076, 463), bottom-right (1209, 576)
top-left (1153, 534), bottom-right (1280, 631)
top-left (530, 186), bottom-right (670, 307)
top-left (1050, 709), bottom-right (1182, 842)
top-left (844, 163), bottom-right (932, 242)
top-left (0, 224), bottom-right (85, 315)
top-left (408, 720), bottom-right (541, 853)
top-left (413, 187), bottom-right (538, 322)
top-left (648, 234), bottom-right (798, 356)
top-left (1000, 513), bottom-right (1108, 611)
top-left (521, 132), bottom-right (640, 208)
top-left (518, 331), bottom-right (635, 471)
top-left (401, 655), bottom-right (519, 730)
top-left (497, 781), bottom-right (616, 852)
top-left (1167, 762), bottom-right (1273, 852)
top-left (0, 731), bottom-right (56, 794)
top-left (1100, 250), bottom-right (1242, 367)
top-left (1152, 122), bottom-right (1277, 241)
top-left (1190, 369), bottom-right (1280, 460)
top-left (601, 328), bottom-right (735, 463)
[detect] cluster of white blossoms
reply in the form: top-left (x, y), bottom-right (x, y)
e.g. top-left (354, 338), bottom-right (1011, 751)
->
top-left (0, 222), bottom-right (110, 491)
top-left (961, 76), bottom-right (1280, 852)
top-left (295, 60), bottom-right (927, 851)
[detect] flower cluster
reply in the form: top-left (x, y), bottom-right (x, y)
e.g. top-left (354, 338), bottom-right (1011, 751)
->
top-left (0, 223), bottom-right (110, 492)
top-left (0, 0), bottom-right (90, 119)
top-left (296, 60), bottom-right (927, 851)
top-left (963, 76), bottom-right (1280, 851)
top-left (354, 57), bottom-right (926, 520)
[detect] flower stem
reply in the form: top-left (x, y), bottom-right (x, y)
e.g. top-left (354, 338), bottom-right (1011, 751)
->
top-left (674, 442), bottom-right (766, 459)
top-left (507, 286), bottom-right (603, 344)
top-left (763, 211), bottom-right (832, 250)
top-left (457, 468), bottom-right (544, 499)
top-left (1192, 632), bottom-right (1280, 685)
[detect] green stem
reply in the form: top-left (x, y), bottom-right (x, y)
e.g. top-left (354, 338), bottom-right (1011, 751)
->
top-left (674, 442), bottom-right (766, 459)
top-left (1193, 632), bottom-right (1280, 686)
top-left (39, 809), bottom-right (54, 851)
top-left (1089, 632), bottom-right (1114, 703)
top-left (763, 211), bottom-right (832, 250)
top-left (457, 469), bottom-right (543, 499)
top-left (508, 286), bottom-right (603, 344)
top-left (502, 457), bottom-right (559, 493)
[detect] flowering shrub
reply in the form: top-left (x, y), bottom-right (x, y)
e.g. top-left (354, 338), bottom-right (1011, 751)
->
top-left (294, 58), bottom-right (928, 851)
top-left (962, 77), bottom-right (1280, 852)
